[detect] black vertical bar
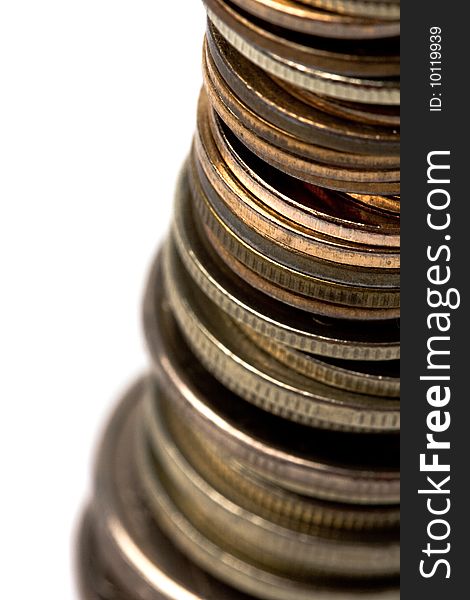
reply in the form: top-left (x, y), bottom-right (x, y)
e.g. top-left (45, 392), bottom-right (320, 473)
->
top-left (401, 3), bottom-right (467, 598)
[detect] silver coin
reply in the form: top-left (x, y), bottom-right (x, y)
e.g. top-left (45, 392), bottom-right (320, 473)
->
top-left (142, 253), bottom-right (400, 504)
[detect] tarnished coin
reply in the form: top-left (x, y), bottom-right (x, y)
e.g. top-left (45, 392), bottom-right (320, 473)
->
top-left (191, 144), bottom-right (401, 291)
top-left (187, 156), bottom-right (400, 291)
top-left (205, 2), bottom-right (400, 78)
top-left (137, 386), bottom-right (399, 599)
top-left (273, 77), bottom-right (400, 127)
top-left (205, 110), bottom-right (400, 245)
top-left (201, 220), bottom-right (400, 319)
top-left (188, 152), bottom-right (400, 315)
top-left (204, 43), bottom-right (399, 173)
top-left (348, 193), bottom-right (400, 214)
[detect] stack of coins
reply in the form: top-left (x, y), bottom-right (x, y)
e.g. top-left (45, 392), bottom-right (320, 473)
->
top-left (77, 1), bottom-right (400, 599)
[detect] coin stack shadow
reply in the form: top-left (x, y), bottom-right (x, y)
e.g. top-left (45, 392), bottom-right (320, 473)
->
top-left (77, 1), bottom-right (400, 599)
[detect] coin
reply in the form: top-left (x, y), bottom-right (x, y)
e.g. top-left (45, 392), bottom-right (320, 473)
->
top-left (206, 0), bottom-right (400, 39)
top-left (172, 167), bottom-right (401, 360)
top-left (162, 238), bottom-right (400, 431)
top-left (75, 509), bottom-right (130, 600)
top-left (166, 412), bottom-right (400, 533)
top-left (201, 219), bottom-right (400, 319)
top-left (190, 149), bottom-right (400, 290)
top-left (202, 68), bottom-right (400, 193)
top-left (139, 390), bottom-right (400, 579)
top-left (204, 43), bottom-right (399, 171)
top-left (142, 251), bottom-right (400, 504)
top-left (294, 0), bottom-right (400, 20)
top-left (205, 109), bottom-right (400, 245)
top-left (273, 78), bottom-right (400, 127)
top-left (240, 325), bottom-right (400, 397)
top-left (188, 156), bottom-right (400, 313)
top-left (137, 385), bottom-right (399, 599)
top-left (205, 2), bottom-right (400, 78)
top-left (90, 378), bottom-right (255, 600)
top-left (206, 26), bottom-right (399, 154)
top-left (156, 369), bottom-right (399, 527)
top-left (195, 98), bottom-right (401, 265)
top-left (348, 193), bottom-right (400, 214)
top-left (206, 5), bottom-right (400, 104)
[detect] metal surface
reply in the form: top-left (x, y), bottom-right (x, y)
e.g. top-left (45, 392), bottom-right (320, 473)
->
top-left (77, 0), bottom-right (401, 596)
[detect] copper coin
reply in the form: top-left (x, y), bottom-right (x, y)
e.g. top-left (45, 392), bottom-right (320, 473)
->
top-left (171, 165), bottom-right (400, 360)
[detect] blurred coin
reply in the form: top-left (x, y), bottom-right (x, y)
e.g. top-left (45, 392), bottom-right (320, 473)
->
top-left (139, 392), bottom-right (400, 578)
top-left (76, 509), bottom-right (130, 600)
top-left (137, 390), bottom-right (399, 599)
top-left (91, 378), bottom-right (253, 600)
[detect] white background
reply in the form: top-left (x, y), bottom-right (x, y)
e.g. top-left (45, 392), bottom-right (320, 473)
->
top-left (0, 2), bottom-right (205, 598)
